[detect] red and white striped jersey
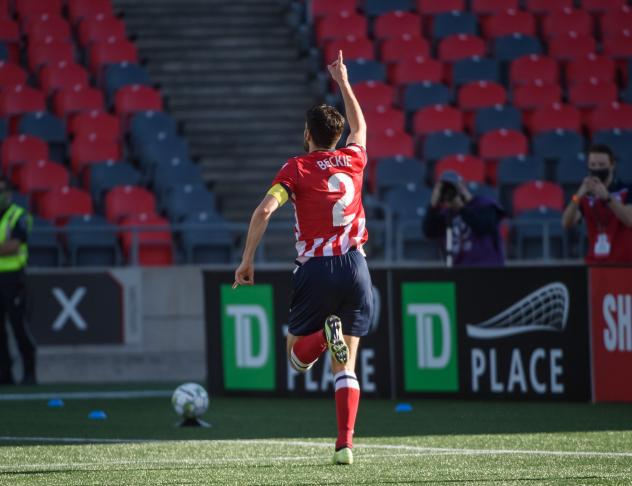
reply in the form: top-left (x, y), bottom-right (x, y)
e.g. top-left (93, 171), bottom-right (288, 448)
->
top-left (272, 143), bottom-right (369, 259)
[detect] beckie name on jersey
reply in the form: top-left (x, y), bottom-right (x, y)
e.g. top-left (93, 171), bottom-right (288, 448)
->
top-left (316, 155), bottom-right (352, 170)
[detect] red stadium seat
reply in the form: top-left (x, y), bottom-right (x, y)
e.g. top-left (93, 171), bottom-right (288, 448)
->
top-left (479, 129), bottom-right (528, 159)
top-left (368, 130), bottom-right (414, 159)
top-left (365, 107), bottom-right (405, 135)
top-left (0, 85), bottom-right (46, 118)
top-left (548, 33), bottom-right (596, 61)
top-left (352, 81), bottom-right (395, 110)
top-left (374, 12), bottom-right (422, 40)
top-left (69, 111), bottom-right (120, 141)
top-left (583, 0), bottom-right (625, 13)
top-left (542, 8), bottom-right (592, 38)
top-left (525, 0), bottom-right (572, 15)
top-left (472, 0), bottom-right (519, 15)
top-left (438, 35), bottom-right (486, 62)
top-left (23, 14), bottom-right (71, 43)
top-left (311, 0), bottom-right (356, 18)
top-left (15, 0), bottom-right (62, 18)
top-left (70, 134), bottom-right (121, 175)
top-left (600, 7), bottom-right (632, 36)
top-left (588, 103), bottom-right (632, 133)
top-left (569, 79), bottom-right (618, 108)
top-left (120, 213), bottom-right (173, 266)
top-left (380, 36), bottom-right (430, 63)
top-left (413, 105), bottom-right (464, 135)
top-left (89, 39), bottom-right (138, 74)
top-left (67, 0), bottom-right (113, 24)
top-left (38, 186), bottom-right (93, 224)
top-left (15, 159), bottom-right (68, 196)
top-left (53, 85), bottom-right (105, 118)
top-left (388, 56), bottom-right (443, 85)
top-left (513, 181), bottom-right (564, 215)
top-left (0, 62), bottom-right (27, 88)
top-left (416, 0), bottom-right (464, 14)
top-left (528, 103), bottom-right (582, 134)
top-left (566, 55), bottom-right (616, 85)
top-left (27, 40), bottom-right (74, 71)
top-left (513, 81), bottom-right (561, 110)
top-left (325, 36), bottom-right (374, 62)
top-left (114, 85), bottom-right (163, 122)
top-left (603, 31), bottom-right (632, 60)
top-left (39, 62), bottom-right (89, 95)
top-left (105, 185), bottom-right (157, 223)
top-left (316, 12), bottom-right (367, 45)
top-left (509, 55), bottom-right (558, 86)
top-left (483, 9), bottom-right (536, 38)
top-left (78, 15), bottom-right (127, 45)
top-left (435, 155), bottom-right (486, 184)
top-left (1, 134), bottom-right (48, 175)
top-left (458, 81), bottom-right (506, 110)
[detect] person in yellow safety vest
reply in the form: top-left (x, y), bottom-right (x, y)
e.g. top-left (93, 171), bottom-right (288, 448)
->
top-left (0, 181), bottom-right (36, 385)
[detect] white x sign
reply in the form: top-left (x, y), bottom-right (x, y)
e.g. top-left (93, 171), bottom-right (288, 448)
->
top-left (52, 287), bottom-right (88, 332)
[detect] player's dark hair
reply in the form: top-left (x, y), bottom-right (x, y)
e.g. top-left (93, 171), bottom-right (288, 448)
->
top-left (588, 144), bottom-right (616, 164)
top-left (305, 104), bottom-right (345, 148)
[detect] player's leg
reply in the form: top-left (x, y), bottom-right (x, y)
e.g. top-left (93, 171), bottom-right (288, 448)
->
top-left (286, 330), bottom-right (327, 373)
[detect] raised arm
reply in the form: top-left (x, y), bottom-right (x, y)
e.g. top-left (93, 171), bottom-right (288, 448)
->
top-left (327, 50), bottom-right (366, 148)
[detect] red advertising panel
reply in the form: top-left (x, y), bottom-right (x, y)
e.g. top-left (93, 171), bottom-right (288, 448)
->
top-left (590, 267), bottom-right (632, 402)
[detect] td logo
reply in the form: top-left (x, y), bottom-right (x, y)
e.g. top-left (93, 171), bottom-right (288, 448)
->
top-left (220, 285), bottom-right (275, 390)
top-left (402, 282), bottom-right (459, 392)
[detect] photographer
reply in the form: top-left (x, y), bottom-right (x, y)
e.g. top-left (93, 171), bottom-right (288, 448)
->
top-left (423, 171), bottom-right (505, 266)
top-left (561, 144), bottom-right (632, 264)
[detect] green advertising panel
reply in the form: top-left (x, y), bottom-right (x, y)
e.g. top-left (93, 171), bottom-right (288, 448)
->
top-left (402, 282), bottom-right (458, 392)
top-left (220, 284), bottom-right (275, 390)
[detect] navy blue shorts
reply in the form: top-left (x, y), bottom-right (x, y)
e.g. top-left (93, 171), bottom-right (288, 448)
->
top-left (287, 249), bottom-right (373, 337)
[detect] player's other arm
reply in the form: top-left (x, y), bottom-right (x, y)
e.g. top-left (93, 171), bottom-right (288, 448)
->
top-left (328, 50), bottom-right (366, 148)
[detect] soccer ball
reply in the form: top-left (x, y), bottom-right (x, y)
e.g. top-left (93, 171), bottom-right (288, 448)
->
top-left (171, 383), bottom-right (209, 419)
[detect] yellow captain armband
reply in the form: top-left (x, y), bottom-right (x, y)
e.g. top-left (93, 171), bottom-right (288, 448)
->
top-left (267, 183), bottom-right (289, 206)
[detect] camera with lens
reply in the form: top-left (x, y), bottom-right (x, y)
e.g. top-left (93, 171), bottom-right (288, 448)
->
top-left (440, 181), bottom-right (459, 203)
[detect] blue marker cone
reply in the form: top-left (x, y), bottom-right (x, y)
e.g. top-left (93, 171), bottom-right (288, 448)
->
top-left (47, 398), bottom-right (64, 408)
top-left (395, 403), bottom-right (413, 413)
top-left (88, 410), bottom-right (107, 420)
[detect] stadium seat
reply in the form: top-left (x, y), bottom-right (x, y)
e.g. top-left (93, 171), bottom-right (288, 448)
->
top-left (556, 153), bottom-right (588, 189)
top-left (479, 129), bottom-right (528, 159)
top-left (365, 107), bottom-right (406, 135)
top-left (23, 14), bottom-right (71, 43)
top-left (103, 63), bottom-right (151, 103)
top-left (29, 217), bottom-right (62, 266)
top-left (422, 131), bottom-right (471, 161)
top-left (1, 134), bottom-right (48, 175)
top-left (548, 33), bottom-right (596, 61)
top-left (0, 119), bottom-right (7, 142)
top-left (512, 81), bottom-right (561, 110)
top-left (368, 130), bottom-right (414, 159)
top-left (364, 0), bottom-right (412, 16)
top-left (27, 40), bottom-right (74, 71)
top-left (164, 184), bottom-right (216, 222)
top-left (53, 84), bottom-right (105, 120)
top-left (180, 211), bottom-right (234, 264)
top-left (0, 19), bottom-right (19, 53)
top-left (316, 12), bottom-right (367, 45)
top-left (70, 134), bottom-right (121, 176)
top-left (388, 56), bottom-right (443, 85)
top-left (588, 103), bottom-right (632, 132)
top-left (532, 129), bottom-right (584, 160)
top-left (616, 156), bottom-right (632, 184)
top-left (472, 0), bottom-right (518, 15)
top-left (413, 105), bottom-right (463, 135)
top-left (310, 0), bottom-right (356, 18)
top-left (458, 81), bottom-right (506, 110)
top-left (375, 157), bottom-right (425, 196)
top-left (582, 0), bottom-right (625, 13)
top-left (452, 57), bottom-right (500, 86)
top-left (0, 85), bottom-right (45, 118)
top-left (129, 110), bottom-right (178, 142)
top-left (119, 212), bottom-right (173, 266)
top-left (39, 61), bottom-right (89, 95)
top-left (542, 8), bottom-right (592, 38)
top-left (105, 185), bottom-right (157, 223)
top-left (17, 111), bottom-right (66, 161)
top-left (600, 6), bottom-right (632, 35)
top-left (0, 62), bottom-right (27, 88)
top-left (509, 55), bottom-right (558, 86)
top-left (67, 0), bottom-right (113, 24)
top-left (89, 161), bottom-right (142, 206)
top-left (324, 36), bottom-right (375, 62)
top-left (593, 129), bottom-right (632, 161)
top-left (402, 82), bottom-right (451, 112)
top-left (566, 55), bottom-right (616, 85)
top-left (65, 214), bottom-right (118, 266)
top-left (374, 11), bottom-right (421, 39)
top-left (38, 186), bottom-right (93, 224)
top-left (379, 36), bottom-right (430, 63)
top-left (78, 15), bottom-right (127, 46)
top-left (525, 0), bottom-right (572, 14)
top-left (15, 159), bottom-right (68, 199)
top-left (498, 155), bottom-right (547, 192)
top-left (513, 207), bottom-right (565, 260)
top-left (350, 82), bottom-right (394, 110)
top-left (346, 60), bottom-right (386, 84)
top-left (435, 154), bottom-right (485, 183)
top-left (0, 44), bottom-right (7, 62)
top-left (438, 35), bottom-right (486, 62)
top-left (432, 11), bottom-right (478, 40)
top-left (474, 105), bottom-right (522, 135)
top-left (494, 34), bottom-right (542, 62)
top-left (602, 31), bottom-right (632, 60)
top-left (89, 39), bottom-right (138, 75)
top-left (513, 180), bottom-right (564, 215)
top-left (528, 103), bottom-right (581, 134)
top-left (135, 134), bottom-right (190, 172)
top-left (482, 9), bottom-right (535, 38)
top-left (568, 80), bottom-right (617, 109)
top-left (153, 158), bottom-right (204, 204)
top-left (15, 0), bottom-right (62, 17)
top-left (384, 184), bottom-right (431, 220)
top-left (69, 111), bottom-right (120, 141)
top-left (416, 0), bottom-right (464, 15)
top-left (114, 85), bottom-right (163, 123)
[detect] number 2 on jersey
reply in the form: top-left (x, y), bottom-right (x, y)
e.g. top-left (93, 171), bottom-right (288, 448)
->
top-left (327, 173), bottom-right (355, 227)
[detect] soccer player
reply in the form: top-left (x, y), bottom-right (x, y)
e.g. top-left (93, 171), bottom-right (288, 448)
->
top-left (233, 50), bottom-right (372, 465)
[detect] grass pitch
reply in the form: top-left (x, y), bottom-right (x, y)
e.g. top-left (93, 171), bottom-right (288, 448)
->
top-left (0, 385), bottom-right (631, 485)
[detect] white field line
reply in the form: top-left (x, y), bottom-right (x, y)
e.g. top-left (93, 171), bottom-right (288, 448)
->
top-left (0, 390), bottom-right (172, 401)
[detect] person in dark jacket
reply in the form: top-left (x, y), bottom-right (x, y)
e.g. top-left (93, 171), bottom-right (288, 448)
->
top-left (423, 171), bottom-right (505, 266)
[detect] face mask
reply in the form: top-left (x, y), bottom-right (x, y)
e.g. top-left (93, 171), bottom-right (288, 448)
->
top-left (589, 168), bottom-right (611, 183)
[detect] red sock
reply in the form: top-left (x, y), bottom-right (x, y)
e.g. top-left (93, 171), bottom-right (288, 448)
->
top-left (334, 370), bottom-right (360, 450)
top-left (290, 330), bottom-right (327, 371)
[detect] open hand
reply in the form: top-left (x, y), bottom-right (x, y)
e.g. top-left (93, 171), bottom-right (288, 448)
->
top-left (327, 50), bottom-right (348, 86)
